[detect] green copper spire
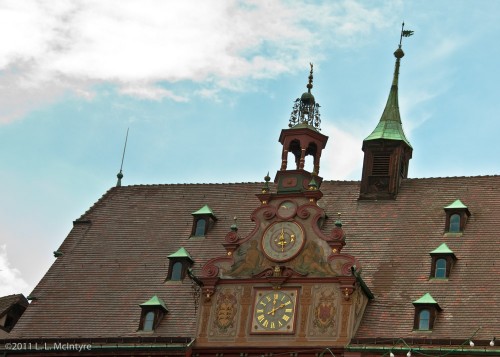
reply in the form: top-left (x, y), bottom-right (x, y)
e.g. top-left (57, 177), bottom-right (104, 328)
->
top-left (364, 24), bottom-right (413, 147)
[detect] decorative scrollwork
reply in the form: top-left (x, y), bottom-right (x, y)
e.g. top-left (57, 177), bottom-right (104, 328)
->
top-left (296, 204), bottom-right (311, 219)
top-left (262, 206), bottom-right (277, 220)
top-left (201, 256), bottom-right (233, 278)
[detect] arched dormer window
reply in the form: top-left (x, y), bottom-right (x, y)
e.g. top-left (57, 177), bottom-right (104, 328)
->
top-left (195, 219), bottom-right (206, 236)
top-left (191, 205), bottom-right (217, 238)
top-left (435, 259), bottom-right (447, 278)
top-left (413, 293), bottom-right (441, 331)
top-left (444, 199), bottom-right (470, 235)
top-left (449, 214), bottom-right (460, 233)
top-left (170, 261), bottom-right (183, 281)
top-left (430, 243), bottom-right (456, 279)
top-left (139, 295), bottom-right (168, 332)
top-left (143, 311), bottom-right (155, 331)
top-left (418, 309), bottom-right (430, 330)
top-left (167, 247), bottom-right (194, 281)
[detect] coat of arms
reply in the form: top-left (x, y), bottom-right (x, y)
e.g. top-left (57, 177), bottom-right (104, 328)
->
top-left (313, 290), bottom-right (336, 332)
top-left (214, 289), bottom-right (238, 332)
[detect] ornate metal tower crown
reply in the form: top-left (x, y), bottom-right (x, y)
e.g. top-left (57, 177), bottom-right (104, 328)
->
top-left (289, 63), bottom-right (321, 130)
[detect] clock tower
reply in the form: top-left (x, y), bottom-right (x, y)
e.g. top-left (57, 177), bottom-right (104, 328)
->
top-left (197, 65), bottom-right (372, 355)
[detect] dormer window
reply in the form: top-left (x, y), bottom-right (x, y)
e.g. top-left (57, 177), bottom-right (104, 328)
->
top-left (444, 199), bottom-right (470, 234)
top-left (167, 247), bottom-right (194, 281)
top-left (418, 309), bottom-right (431, 330)
top-left (139, 295), bottom-right (168, 331)
top-left (429, 243), bottom-right (456, 279)
top-left (191, 205), bottom-right (217, 237)
top-left (413, 293), bottom-right (441, 331)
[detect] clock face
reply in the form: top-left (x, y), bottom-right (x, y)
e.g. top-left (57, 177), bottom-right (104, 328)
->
top-left (251, 289), bottom-right (298, 334)
top-left (277, 200), bottom-right (297, 219)
top-left (262, 221), bottom-right (305, 262)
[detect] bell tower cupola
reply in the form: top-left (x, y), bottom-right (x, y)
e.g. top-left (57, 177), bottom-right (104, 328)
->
top-left (275, 64), bottom-right (329, 194)
top-left (360, 24), bottom-right (414, 200)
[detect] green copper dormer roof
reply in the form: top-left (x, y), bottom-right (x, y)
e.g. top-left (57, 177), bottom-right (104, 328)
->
top-left (167, 247), bottom-right (194, 263)
top-left (191, 204), bottom-right (217, 220)
top-left (413, 293), bottom-right (440, 309)
top-left (444, 199), bottom-right (468, 210)
top-left (192, 204), bottom-right (214, 215)
top-left (430, 243), bottom-right (454, 255)
top-left (140, 295), bottom-right (168, 312)
top-left (364, 47), bottom-right (412, 148)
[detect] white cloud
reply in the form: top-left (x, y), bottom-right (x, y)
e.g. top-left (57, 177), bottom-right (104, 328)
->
top-left (0, 244), bottom-right (30, 296)
top-left (0, 0), bottom-right (398, 123)
top-left (320, 122), bottom-right (364, 180)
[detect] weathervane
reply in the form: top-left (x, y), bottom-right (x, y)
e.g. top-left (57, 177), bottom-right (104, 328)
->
top-left (399, 22), bottom-right (414, 48)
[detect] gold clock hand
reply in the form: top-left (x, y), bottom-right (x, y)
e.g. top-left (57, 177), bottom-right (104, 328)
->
top-left (267, 303), bottom-right (286, 315)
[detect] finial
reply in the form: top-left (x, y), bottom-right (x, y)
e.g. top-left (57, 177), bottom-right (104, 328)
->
top-left (288, 64), bottom-right (321, 130)
top-left (116, 128), bottom-right (129, 187)
top-left (230, 216), bottom-right (238, 231)
top-left (335, 212), bottom-right (343, 227)
top-left (307, 62), bottom-right (313, 93)
top-left (262, 172), bottom-right (271, 193)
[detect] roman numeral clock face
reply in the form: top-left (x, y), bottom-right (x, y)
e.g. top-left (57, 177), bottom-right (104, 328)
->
top-left (251, 289), bottom-right (298, 334)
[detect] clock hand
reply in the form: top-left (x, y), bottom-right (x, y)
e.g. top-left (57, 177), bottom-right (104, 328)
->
top-left (267, 303), bottom-right (286, 315)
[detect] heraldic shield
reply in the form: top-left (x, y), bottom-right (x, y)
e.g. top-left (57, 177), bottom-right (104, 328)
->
top-left (215, 289), bottom-right (238, 331)
top-left (313, 290), bottom-right (336, 332)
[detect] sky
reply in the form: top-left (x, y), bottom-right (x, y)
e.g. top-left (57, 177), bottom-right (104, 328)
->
top-left (1, 0), bottom-right (500, 296)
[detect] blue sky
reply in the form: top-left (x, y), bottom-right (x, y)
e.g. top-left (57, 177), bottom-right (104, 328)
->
top-left (1, 0), bottom-right (500, 295)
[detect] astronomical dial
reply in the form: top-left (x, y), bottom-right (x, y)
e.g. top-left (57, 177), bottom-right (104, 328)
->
top-left (262, 221), bottom-right (305, 262)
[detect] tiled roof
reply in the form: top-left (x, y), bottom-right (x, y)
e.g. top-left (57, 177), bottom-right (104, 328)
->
top-left (10, 176), bottom-right (500, 342)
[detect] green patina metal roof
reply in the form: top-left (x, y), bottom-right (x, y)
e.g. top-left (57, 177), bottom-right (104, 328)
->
top-left (413, 292), bottom-right (438, 305)
top-left (444, 199), bottom-right (468, 210)
top-left (191, 204), bottom-right (215, 216)
top-left (430, 243), bottom-right (454, 255)
top-left (140, 295), bottom-right (168, 311)
top-left (167, 247), bottom-right (194, 262)
top-left (364, 48), bottom-right (412, 148)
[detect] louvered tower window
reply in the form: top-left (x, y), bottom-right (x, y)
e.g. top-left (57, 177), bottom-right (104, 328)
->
top-left (372, 154), bottom-right (390, 175)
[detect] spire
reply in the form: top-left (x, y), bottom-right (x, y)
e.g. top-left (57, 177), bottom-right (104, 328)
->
top-left (364, 23), bottom-right (413, 147)
top-left (116, 128), bottom-right (129, 187)
top-left (288, 63), bottom-right (321, 130)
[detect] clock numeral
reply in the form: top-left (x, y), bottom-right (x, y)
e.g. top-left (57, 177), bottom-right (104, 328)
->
top-left (274, 293), bottom-right (279, 300)
top-left (266, 296), bottom-right (271, 302)
top-left (282, 315), bottom-right (290, 322)
top-left (278, 321), bottom-right (283, 327)
top-left (259, 301), bottom-right (266, 306)
top-left (262, 319), bottom-right (269, 327)
top-left (257, 314), bottom-right (265, 322)
top-left (285, 301), bottom-right (291, 306)
top-left (270, 322), bottom-right (275, 329)
top-left (256, 309), bottom-right (264, 314)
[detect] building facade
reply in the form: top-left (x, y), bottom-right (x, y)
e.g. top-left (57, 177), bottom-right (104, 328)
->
top-left (1, 39), bottom-right (499, 357)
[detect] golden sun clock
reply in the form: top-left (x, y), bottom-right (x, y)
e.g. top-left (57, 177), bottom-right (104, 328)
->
top-left (251, 289), bottom-right (298, 334)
